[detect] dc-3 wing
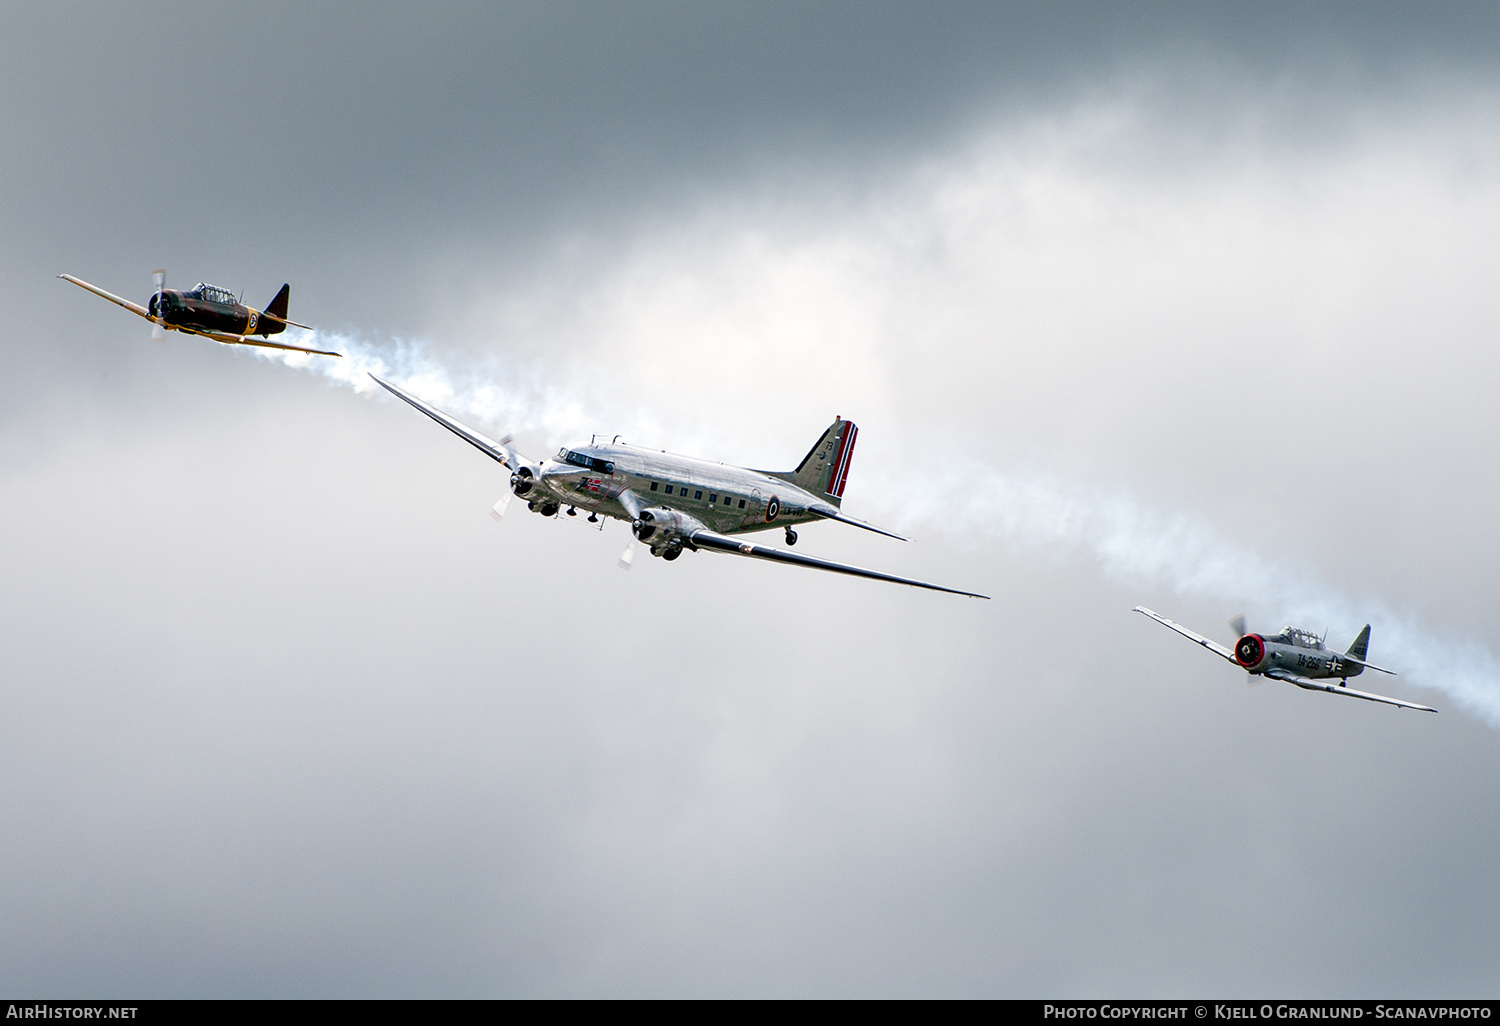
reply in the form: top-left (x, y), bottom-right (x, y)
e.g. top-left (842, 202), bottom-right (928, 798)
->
top-left (368, 374), bottom-right (523, 471)
top-left (1133, 606), bottom-right (1238, 663)
top-left (58, 274), bottom-right (342, 358)
top-left (687, 528), bottom-right (987, 598)
top-left (1260, 668), bottom-right (1436, 713)
top-left (596, 483), bottom-right (977, 596)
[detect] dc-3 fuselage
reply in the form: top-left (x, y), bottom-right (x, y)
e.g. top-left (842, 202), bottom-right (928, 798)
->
top-left (529, 442), bottom-right (847, 544)
top-left (370, 374), bottom-right (986, 598)
top-left (1134, 606), bottom-right (1437, 713)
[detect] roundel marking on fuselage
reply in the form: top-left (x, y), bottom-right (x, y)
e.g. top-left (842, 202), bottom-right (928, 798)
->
top-left (765, 495), bottom-right (780, 522)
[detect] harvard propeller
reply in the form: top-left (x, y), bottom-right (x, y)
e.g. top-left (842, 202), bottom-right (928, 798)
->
top-left (59, 271), bottom-right (341, 357)
top-left (370, 374), bottom-right (987, 598)
top-left (1134, 606), bottom-right (1436, 712)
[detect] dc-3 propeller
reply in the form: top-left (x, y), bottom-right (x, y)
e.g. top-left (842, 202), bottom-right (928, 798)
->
top-left (487, 434), bottom-right (541, 521)
top-left (1134, 606), bottom-right (1436, 713)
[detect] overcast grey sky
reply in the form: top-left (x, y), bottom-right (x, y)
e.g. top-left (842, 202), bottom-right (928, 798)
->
top-left (4, 2), bottom-right (1500, 997)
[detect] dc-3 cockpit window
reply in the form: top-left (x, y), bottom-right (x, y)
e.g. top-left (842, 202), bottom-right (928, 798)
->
top-left (558, 449), bottom-right (614, 474)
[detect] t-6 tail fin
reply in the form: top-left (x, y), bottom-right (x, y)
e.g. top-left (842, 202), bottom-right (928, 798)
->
top-left (772, 418), bottom-right (858, 508)
top-left (261, 284), bottom-right (291, 335)
top-left (1346, 624), bottom-right (1372, 661)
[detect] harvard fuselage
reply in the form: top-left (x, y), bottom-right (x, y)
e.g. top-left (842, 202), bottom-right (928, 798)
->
top-left (1233, 627), bottom-right (1365, 681)
top-left (147, 282), bottom-right (291, 339)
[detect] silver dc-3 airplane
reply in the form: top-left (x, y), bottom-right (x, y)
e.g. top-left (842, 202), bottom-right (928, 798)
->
top-left (1134, 606), bottom-right (1436, 712)
top-left (371, 374), bottom-right (987, 599)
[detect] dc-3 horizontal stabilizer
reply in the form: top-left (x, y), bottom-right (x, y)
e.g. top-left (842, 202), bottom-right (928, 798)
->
top-left (1133, 606), bottom-right (1436, 713)
top-left (366, 372), bottom-right (987, 599)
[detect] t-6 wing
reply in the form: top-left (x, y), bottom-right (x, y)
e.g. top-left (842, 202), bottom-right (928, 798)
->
top-left (1133, 606), bottom-right (1238, 662)
top-left (689, 528), bottom-right (988, 598)
top-left (178, 325), bottom-right (343, 357)
top-left (1261, 668), bottom-right (1437, 713)
top-left (59, 274), bottom-right (148, 317)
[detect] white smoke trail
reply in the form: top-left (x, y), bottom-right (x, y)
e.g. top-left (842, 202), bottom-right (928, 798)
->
top-left (254, 330), bottom-right (602, 444)
top-left (262, 328), bottom-right (1500, 725)
top-left (251, 331), bottom-right (1500, 725)
top-left (885, 463), bottom-right (1500, 725)
top-left (240, 94), bottom-right (1500, 729)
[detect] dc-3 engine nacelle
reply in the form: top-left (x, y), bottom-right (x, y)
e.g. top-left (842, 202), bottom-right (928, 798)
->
top-left (509, 462), bottom-right (542, 497)
top-left (631, 507), bottom-right (706, 560)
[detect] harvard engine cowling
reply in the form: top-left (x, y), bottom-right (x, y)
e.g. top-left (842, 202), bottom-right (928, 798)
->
top-left (631, 507), bottom-right (706, 558)
top-left (1234, 633), bottom-right (1269, 671)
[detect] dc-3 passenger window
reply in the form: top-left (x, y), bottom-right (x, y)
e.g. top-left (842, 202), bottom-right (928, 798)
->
top-left (664, 485), bottom-right (673, 495)
top-left (694, 490), bottom-right (703, 500)
top-left (738, 499), bottom-right (746, 509)
top-left (708, 493), bottom-right (717, 503)
top-left (650, 482), bottom-right (658, 491)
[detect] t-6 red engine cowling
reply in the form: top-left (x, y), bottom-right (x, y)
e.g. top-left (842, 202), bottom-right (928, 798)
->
top-left (1234, 633), bottom-right (1267, 669)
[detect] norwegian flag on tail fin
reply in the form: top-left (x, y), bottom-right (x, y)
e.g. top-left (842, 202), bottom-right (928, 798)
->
top-left (830, 422), bottom-right (857, 498)
top-left (779, 418), bottom-right (858, 507)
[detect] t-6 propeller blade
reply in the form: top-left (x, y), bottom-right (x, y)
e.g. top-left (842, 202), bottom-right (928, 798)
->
top-left (151, 269), bottom-right (166, 339)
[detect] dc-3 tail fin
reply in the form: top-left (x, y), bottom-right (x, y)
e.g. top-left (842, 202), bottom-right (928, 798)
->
top-left (772, 418), bottom-right (858, 508)
top-left (1346, 625), bottom-right (1372, 662)
top-left (260, 284), bottom-right (291, 336)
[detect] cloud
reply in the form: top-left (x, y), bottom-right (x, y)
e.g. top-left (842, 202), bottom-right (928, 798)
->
top-left (9, 14), bottom-right (1500, 995)
top-left (262, 92), bottom-right (1500, 724)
